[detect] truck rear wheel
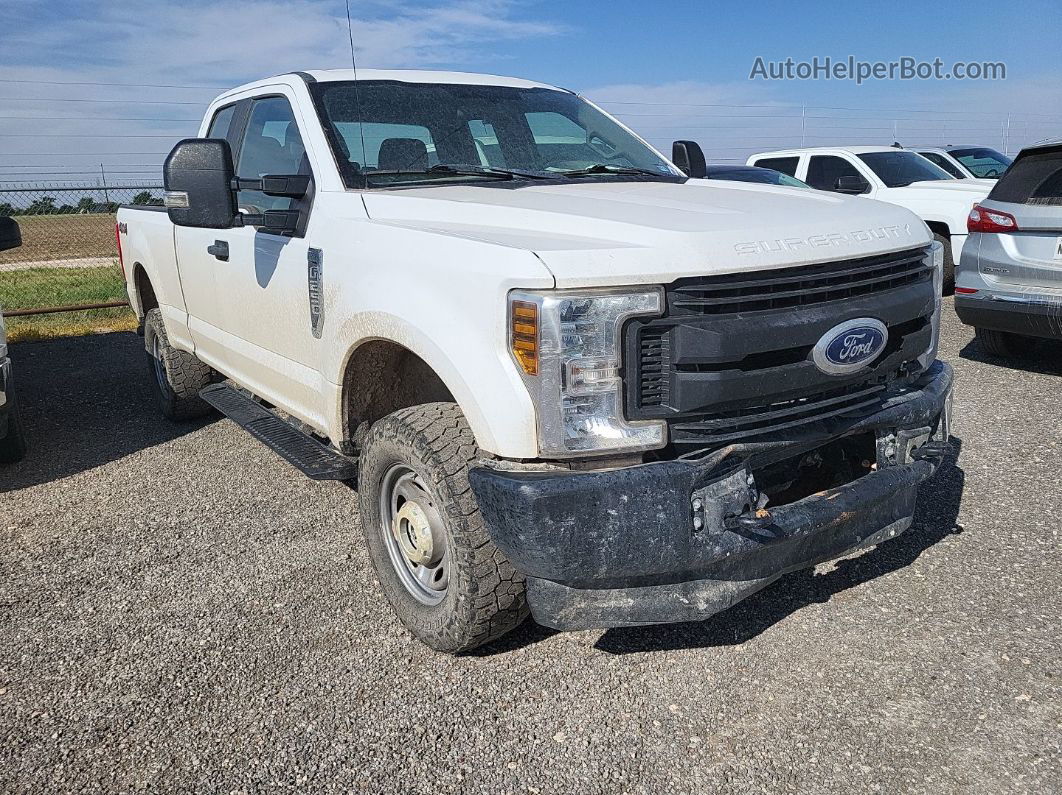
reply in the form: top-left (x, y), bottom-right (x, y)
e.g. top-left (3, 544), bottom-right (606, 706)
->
top-left (143, 308), bottom-right (214, 420)
top-left (358, 403), bottom-right (528, 653)
top-left (975, 327), bottom-right (1033, 359)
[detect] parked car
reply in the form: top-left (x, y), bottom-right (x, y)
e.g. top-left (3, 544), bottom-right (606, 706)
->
top-left (914, 146), bottom-right (1013, 180)
top-left (118, 69), bottom-right (953, 652)
top-left (747, 146), bottom-right (993, 287)
top-left (704, 164), bottom-right (811, 188)
top-left (954, 140), bottom-right (1062, 357)
top-left (0, 215), bottom-right (29, 464)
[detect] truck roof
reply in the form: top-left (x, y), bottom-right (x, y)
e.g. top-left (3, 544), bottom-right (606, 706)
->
top-left (215, 69), bottom-right (567, 102)
top-left (752, 146), bottom-right (913, 157)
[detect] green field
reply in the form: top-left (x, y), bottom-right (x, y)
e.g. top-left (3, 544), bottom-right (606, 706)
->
top-left (0, 213), bottom-right (118, 264)
top-left (1, 265), bottom-right (135, 341)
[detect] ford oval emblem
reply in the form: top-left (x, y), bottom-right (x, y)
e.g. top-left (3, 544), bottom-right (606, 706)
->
top-left (812, 318), bottom-right (889, 376)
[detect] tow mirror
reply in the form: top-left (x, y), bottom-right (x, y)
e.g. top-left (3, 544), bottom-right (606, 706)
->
top-left (0, 216), bottom-right (21, 252)
top-left (835, 175), bottom-right (869, 194)
top-left (672, 140), bottom-right (707, 178)
top-left (164, 138), bottom-right (238, 229)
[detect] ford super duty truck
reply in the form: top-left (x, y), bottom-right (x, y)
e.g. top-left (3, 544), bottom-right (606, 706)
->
top-left (117, 69), bottom-right (954, 653)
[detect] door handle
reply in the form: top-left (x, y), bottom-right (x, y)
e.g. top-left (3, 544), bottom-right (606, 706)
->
top-left (207, 240), bottom-right (229, 261)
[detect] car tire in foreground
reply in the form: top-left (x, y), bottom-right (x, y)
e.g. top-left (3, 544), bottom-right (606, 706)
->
top-left (358, 402), bottom-right (528, 653)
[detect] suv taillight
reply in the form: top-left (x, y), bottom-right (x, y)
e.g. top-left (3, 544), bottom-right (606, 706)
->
top-left (968, 204), bottom-right (1019, 234)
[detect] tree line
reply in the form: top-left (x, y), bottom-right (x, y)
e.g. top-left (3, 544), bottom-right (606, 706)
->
top-left (0, 191), bottom-right (162, 216)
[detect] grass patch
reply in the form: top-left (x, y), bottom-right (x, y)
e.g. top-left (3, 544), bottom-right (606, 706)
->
top-left (0, 213), bottom-right (118, 264)
top-left (1, 264), bottom-right (135, 342)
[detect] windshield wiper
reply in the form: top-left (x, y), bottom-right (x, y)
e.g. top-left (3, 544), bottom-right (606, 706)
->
top-left (367, 164), bottom-right (554, 182)
top-left (555, 164), bottom-right (667, 178)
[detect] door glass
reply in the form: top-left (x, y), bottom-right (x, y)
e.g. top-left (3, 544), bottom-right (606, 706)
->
top-left (752, 156), bottom-right (799, 177)
top-left (806, 156), bottom-right (867, 192)
top-left (237, 97), bottom-right (308, 212)
top-left (207, 105), bottom-right (236, 140)
top-left (919, 152), bottom-right (966, 179)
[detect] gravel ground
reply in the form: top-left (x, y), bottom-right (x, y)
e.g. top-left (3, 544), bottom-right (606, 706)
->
top-left (1, 300), bottom-right (1060, 794)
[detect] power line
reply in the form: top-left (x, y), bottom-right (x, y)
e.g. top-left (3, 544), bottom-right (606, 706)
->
top-left (0, 77), bottom-right (223, 90)
top-left (0, 96), bottom-right (207, 105)
top-left (0, 115), bottom-right (200, 122)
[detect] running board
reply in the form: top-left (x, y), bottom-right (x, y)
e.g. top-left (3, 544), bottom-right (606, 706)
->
top-left (199, 383), bottom-right (358, 481)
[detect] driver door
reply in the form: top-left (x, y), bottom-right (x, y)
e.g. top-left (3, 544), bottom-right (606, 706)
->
top-left (211, 92), bottom-right (326, 426)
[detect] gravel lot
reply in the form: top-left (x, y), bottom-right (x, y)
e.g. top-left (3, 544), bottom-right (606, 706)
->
top-left (2, 300), bottom-right (1060, 794)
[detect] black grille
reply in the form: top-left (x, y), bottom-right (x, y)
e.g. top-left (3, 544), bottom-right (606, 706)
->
top-left (624, 246), bottom-right (936, 454)
top-left (668, 247), bottom-right (931, 315)
top-left (669, 381), bottom-right (888, 448)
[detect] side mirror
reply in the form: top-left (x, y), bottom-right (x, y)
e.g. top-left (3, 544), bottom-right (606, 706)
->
top-left (164, 138), bottom-right (238, 228)
top-left (672, 140), bottom-right (707, 178)
top-left (835, 175), bottom-right (869, 194)
top-left (0, 216), bottom-right (21, 252)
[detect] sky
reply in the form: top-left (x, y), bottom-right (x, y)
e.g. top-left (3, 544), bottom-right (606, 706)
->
top-left (0, 0), bottom-right (1060, 188)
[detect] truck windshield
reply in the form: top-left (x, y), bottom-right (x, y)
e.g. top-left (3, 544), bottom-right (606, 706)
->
top-left (857, 151), bottom-right (953, 187)
top-left (308, 80), bottom-right (682, 188)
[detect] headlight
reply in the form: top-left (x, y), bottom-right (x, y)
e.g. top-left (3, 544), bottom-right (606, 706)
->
top-left (917, 239), bottom-right (944, 371)
top-left (508, 288), bottom-right (667, 457)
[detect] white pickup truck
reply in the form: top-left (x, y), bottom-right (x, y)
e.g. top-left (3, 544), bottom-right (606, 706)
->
top-left (747, 146), bottom-right (992, 287)
top-left (118, 69), bottom-right (954, 652)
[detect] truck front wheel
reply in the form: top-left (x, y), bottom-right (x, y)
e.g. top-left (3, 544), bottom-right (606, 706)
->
top-left (358, 403), bottom-right (528, 653)
top-left (143, 308), bottom-right (214, 420)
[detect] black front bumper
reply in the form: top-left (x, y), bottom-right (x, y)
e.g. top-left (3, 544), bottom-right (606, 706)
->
top-left (955, 296), bottom-right (1062, 342)
top-left (469, 362), bottom-right (954, 631)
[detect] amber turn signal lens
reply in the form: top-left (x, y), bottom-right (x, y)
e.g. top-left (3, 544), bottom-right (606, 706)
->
top-left (511, 300), bottom-right (539, 376)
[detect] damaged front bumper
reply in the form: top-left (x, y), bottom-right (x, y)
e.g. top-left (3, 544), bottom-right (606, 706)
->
top-left (468, 362), bottom-right (954, 631)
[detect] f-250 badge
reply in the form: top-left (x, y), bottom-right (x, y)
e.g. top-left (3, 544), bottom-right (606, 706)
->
top-left (308, 248), bottom-right (324, 338)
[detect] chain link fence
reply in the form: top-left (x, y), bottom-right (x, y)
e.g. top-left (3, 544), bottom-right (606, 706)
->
top-left (0, 183), bottom-right (162, 340)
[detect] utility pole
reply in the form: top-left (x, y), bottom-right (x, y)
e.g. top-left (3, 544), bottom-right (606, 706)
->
top-left (100, 163), bottom-right (110, 204)
top-left (800, 103), bottom-right (806, 147)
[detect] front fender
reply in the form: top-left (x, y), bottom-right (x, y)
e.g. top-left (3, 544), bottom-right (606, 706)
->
top-left (325, 311), bottom-right (539, 458)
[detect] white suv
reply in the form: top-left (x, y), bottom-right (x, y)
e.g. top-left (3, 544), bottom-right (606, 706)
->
top-left (748, 146), bottom-right (992, 286)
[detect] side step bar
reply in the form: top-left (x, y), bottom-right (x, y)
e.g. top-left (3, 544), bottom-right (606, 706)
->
top-left (199, 383), bottom-right (358, 481)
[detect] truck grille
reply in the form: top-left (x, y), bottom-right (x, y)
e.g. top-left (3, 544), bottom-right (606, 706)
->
top-left (667, 247), bottom-right (932, 316)
top-left (624, 246), bottom-right (935, 453)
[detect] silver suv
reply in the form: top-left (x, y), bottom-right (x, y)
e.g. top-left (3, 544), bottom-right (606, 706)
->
top-left (954, 141), bottom-right (1062, 358)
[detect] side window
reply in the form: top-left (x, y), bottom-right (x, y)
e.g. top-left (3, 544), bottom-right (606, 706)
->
top-left (920, 152), bottom-right (965, 179)
top-left (207, 104), bottom-right (236, 141)
top-left (806, 156), bottom-right (867, 192)
top-left (753, 156), bottom-right (799, 177)
top-left (236, 96), bottom-right (308, 212)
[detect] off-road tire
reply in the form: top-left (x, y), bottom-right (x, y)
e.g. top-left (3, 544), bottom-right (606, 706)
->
top-left (358, 403), bottom-right (528, 653)
top-left (143, 308), bottom-right (214, 420)
top-left (934, 233), bottom-right (955, 292)
top-left (0, 392), bottom-right (28, 464)
top-left (975, 326), bottom-right (1033, 359)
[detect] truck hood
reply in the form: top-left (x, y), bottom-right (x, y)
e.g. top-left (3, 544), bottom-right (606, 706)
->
top-left (362, 180), bottom-right (931, 288)
top-left (897, 179), bottom-right (993, 196)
